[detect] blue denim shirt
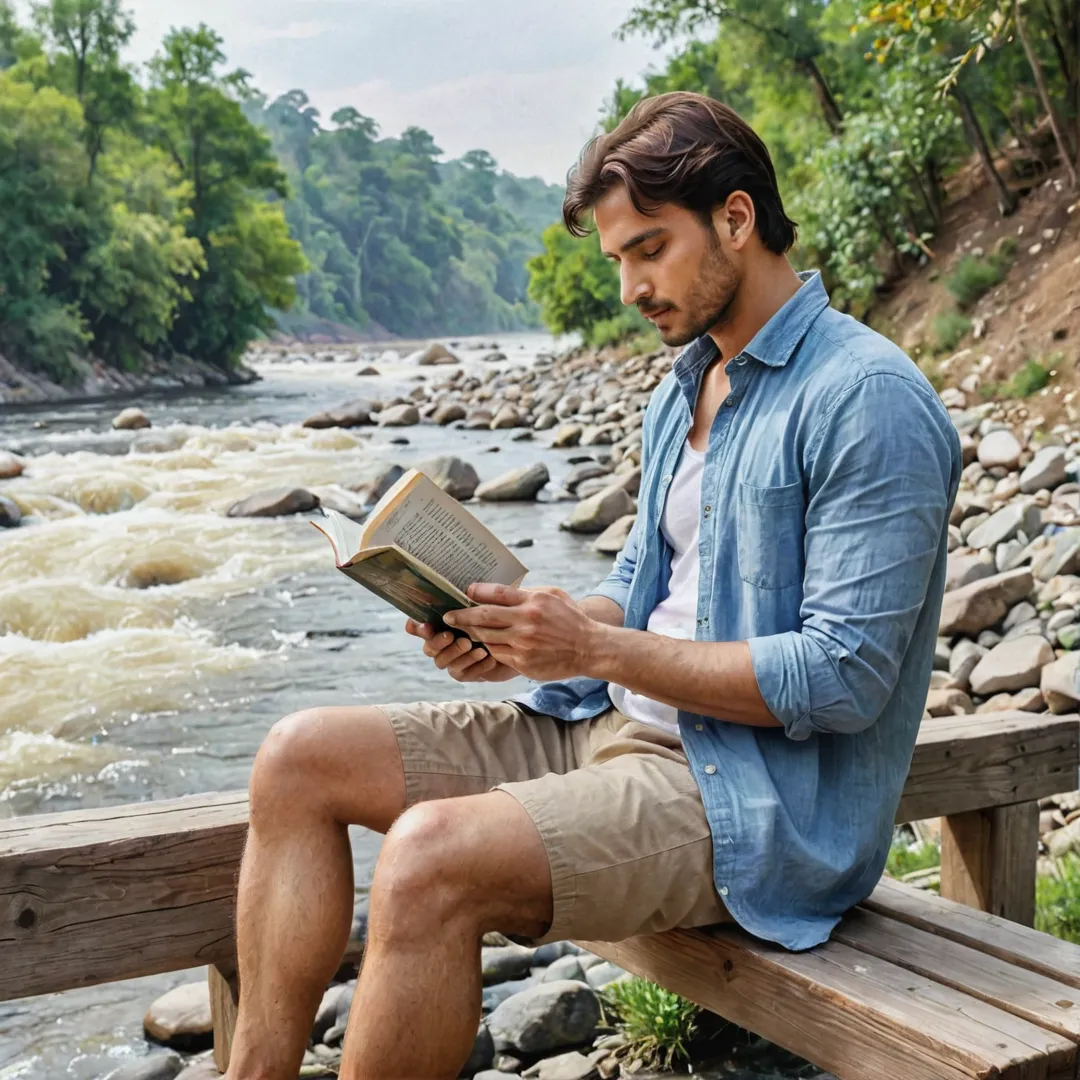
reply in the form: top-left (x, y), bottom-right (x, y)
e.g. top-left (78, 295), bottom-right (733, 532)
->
top-left (517, 271), bottom-right (962, 951)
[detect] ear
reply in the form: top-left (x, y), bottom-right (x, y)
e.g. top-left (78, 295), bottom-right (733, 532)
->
top-left (712, 191), bottom-right (755, 252)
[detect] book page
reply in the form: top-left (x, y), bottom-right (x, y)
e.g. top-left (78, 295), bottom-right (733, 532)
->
top-left (360, 471), bottom-right (527, 595)
top-left (311, 508), bottom-right (365, 566)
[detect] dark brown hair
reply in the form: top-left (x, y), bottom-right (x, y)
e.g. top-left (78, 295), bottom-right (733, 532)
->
top-left (563, 91), bottom-right (797, 254)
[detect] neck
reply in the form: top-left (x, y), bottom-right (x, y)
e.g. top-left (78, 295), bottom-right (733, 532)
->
top-left (706, 254), bottom-right (802, 359)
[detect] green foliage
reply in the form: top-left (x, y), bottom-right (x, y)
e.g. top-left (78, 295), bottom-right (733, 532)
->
top-left (946, 250), bottom-right (1011, 307)
top-left (931, 309), bottom-right (973, 352)
top-left (885, 837), bottom-right (941, 878)
top-left (603, 977), bottom-right (699, 1071)
top-left (1036, 856), bottom-right (1080, 944)
top-left (1000, 359), bottom-right (1051, 398)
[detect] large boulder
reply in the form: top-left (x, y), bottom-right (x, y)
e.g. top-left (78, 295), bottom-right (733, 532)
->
top-left (564, 462), bottom-right (612, 493)
top-left (476, 464), bottom-right (550, 502)
top-left (226, 487), bottom-right (319, 518)
top-left (487, 980), bottom-right (601, 1056)
top-left (433, 402), bottom-right (467, 425)
top-left (351, 463), bottom-right (405, 505)
top-left (1020, 445), bottom-right (1068, 493)
top-left (413, 342), bottom-right (458, 365)
top-left (302, 400), bottom-right (372, 429)
top-left (592, 514), bottom-right (636, 555)
top-left (968, 635), bottom-right (1054, 696)
top-left (939, 568), bottom-right (1033, 636)
top-left (977, 429), bottom-right (1022, 470)
top-left (377, 403), bottom-right (420, 427)
top-left (946, 553), bottom-right (996, 592)
top-left (561, 486), bottom-right (635, 534)
top-left (112, 406), bottom-right (151, 430)
top-left (416, 456), bottom-right (480, 501)
top-left (1041, 652), bottom-right (1080, 714)
top-left (0, 450), bottom-right (25, 479)
top-left (143, 982), bottom-right (213, 1050)
top-left (0, 495), bottom-right (21, 528)
top-left (105, 1054), bottom-right (184, 1080)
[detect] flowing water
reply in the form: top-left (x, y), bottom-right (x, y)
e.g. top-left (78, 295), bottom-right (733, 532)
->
top-left (0, 333), bottom-right (823, 1080)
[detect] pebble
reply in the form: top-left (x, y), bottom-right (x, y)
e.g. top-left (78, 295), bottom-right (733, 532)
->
top-left (143, 982), bottom-right (212, 1051)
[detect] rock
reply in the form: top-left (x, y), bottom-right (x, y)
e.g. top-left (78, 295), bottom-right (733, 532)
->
top-left (415, 456), bottom-right (480, 501)
top-left (313, 982), bottom-right (355, 1044)
top-left (172, 1064), bottom-right (219, 1080)
top-left (483, 944), bottom-right (536, 986)
top-left (482, 350), bottom-right (507, 363)
top-left (525, 1050), bottom-right (596, 1080)
top-left (483, 978), bottom-right (534, 1014)
top-left (143, 982), bottom-right (213, 1050)
top-left (561, 486), bottom-right (635, 534)
top-left (532, 942), bottom-right (580, 966)
top-left (1059, 624), bottom-right (1080, 650)
top-left (0, 450), bottom-right (25, 478)
top-left (488, 980), bottom-right (601, 1056)
top-left (463, 1021), bottom-right (496, 1076)
top-left (131, 429), bottom-right (191, 454)
top-left (565, 463), bottom-right (612, 493)
top-left (966, 502), bottom-right (1041, 550)
top-left (302, 400), bottom-right (372, 429)
top-left (377, 403), bottom-right (420, 427)
top-left (474, 1072), bottom-right (518, 1080)
top-left (512, 430), bottom-right (534, 443)
top-left (105, 1054), bottom-right (184, 1080)
top-left (1003, 601), bottom-right (1038, 630)
top-left (309, 485), bottom-right (368, 519)
top-left (580, 425), bottom-right (614, 447)
top-left (476, 464), bottom-right (550, 502)
top-left (1041, 652), bottom-right (1080, 713)
top-left (934, 639), bottom-right (952, 671)
top-left (949, 639), bottom-right (987, 688)
top-left (226, 487), bottom-right (319, 518)
top-left (112, 406), bottom-right (151, 430)
top-left (433, 402), bottom-right (467, 425)
top-left (977, 429), bottom-right (1022, 470)
top-left (1010, 687), bottom-right (1046, 712)
top-left (465, 409), bottom-right (494, 430)
top-left (940, 388), bottom-right (967, 409)
top-left (968, 635), bottom-right (1054, 696)
top-left (351, 463), bottom-right (405, 505)
top-left (541, 955), bottom-right (587, 984)
top-left (584, 961), bottom-right (628, 990)
top-left (592, 514), bottom-right (636, 555)
top-left (946, 553), bottom-right (996, 592)
top-left (1032, 529), bottom-right (1080, 581)
top-left (491, 404), bottom-right (525, 429)
top-left (534, 409), bottom-right (557, 431)
top-left (552, 424), bottom-right (583, 448)
top-left (356, 365), bottom-right (380, 376)
top-left (1021, 446), bottom-right (1068, 493)
top-left (925, 688), bottom-right (974, 716)
top-left (413, 342), bottom-right (458, 365)
top-left (939, 569), bottom-right (1034, 635)
top-left (555, 393), bottom-right (584, 419)
top-left (0, 495), bottom-right (21, 528)
top-left (614, 466), bottom-right (642, 496)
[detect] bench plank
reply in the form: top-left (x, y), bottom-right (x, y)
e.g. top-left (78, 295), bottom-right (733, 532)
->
top-left (865, 877), bottom-right (1080, 989)
top-left (0, 793), bottom-right (249, 1001)
top-left (897, 712), bottom-right (1079, 823)
top-left (580, 928), bottom-right (1076, 1080)
top-left (834, 907), bottom-right (1080, 1041)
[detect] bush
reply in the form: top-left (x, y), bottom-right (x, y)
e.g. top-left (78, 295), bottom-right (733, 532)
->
top-left (946, 245), bottom-right (1015, 309)
top-left (932, 310), bottom-right (972, 353)
top-left (998, 360), bottom-right (1051, 398)
top-left (602, 977), bottom-right (699, 1071)
top-left (885, 836), bottom-right (941, 879)
top-left (1037, 855), bottom-right (1080, 943)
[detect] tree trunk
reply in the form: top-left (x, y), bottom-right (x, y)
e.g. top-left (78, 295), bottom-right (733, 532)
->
top-left (1015, 0), bottom-right (1079, 188)
top-left (954, 83), bottom-right (1019, 215)
top-left (800, 56), bottom-right (844, 135)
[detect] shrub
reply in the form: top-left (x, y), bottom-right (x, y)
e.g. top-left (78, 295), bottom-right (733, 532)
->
top-left (946, 244), bottom-right (1015, 309)
top-left (932, 310), bottom-right (972, 353)
top-left (1001, 360), bottom-right (1051, 398)
top-left (1036, 855), bottom-right (1080, 943)
top-left (885, 837), bottom-right (941, 878)
top-left (602, 977), bottom-right (699, 1071)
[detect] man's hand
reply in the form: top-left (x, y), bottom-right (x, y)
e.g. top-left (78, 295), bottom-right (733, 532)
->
top-left (405, 619), bottom-right (519, 683)
top-left (443, 584), bottom-right (603, 682)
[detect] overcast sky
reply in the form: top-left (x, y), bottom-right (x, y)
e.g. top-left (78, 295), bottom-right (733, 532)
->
top-left (112, 0), bottom-right (673, 184)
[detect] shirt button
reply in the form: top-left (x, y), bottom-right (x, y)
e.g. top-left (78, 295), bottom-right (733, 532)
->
top-left (695, 723), bottom-right (704, 731)
top-left (662, 474), bottom-right (673, 485)
top-left (704, 764), bottom-right (717, 775)
top-left (725, 397), bottom-right (735, 407)
top-left (719, 885), bottom-right (729, 897)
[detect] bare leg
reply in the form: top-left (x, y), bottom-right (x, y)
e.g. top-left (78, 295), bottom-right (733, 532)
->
top-left (340, 791), bottom-right (553, 1080)
top-left (225, 706), bottom-right (407, 1080)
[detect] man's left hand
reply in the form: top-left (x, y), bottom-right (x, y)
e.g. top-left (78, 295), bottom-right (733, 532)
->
top-left (444, 584), bottom-right (601, 681)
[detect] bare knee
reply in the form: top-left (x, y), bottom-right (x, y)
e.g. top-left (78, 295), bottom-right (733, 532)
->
top-left (249, 706), bottom-right (399, 829)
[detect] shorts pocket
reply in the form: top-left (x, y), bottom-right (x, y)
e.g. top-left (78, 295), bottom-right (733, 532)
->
top-left (736, 480), bottom-right (805, 590)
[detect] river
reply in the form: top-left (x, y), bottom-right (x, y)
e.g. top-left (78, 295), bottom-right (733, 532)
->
top-left (0, 332), bottom-right (825, 1080)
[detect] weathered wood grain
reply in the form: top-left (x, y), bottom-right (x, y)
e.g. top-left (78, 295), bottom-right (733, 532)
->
top-left (865, 877), bottom-right (1080, 989)
top-left (898, 712), bottom-right (1079, 823)
top-left (941, 801), bottom-right (1040, 924)
top-left (579, 927), bottom-right (1076, 1080)
top-left (0, 793), bottom-right (249, 1001)
top-left (209, 963), bottom-right (239, 1073)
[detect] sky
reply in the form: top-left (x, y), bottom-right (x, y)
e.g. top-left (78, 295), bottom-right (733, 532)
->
top-left (113, 0), bottom-right (675, 184)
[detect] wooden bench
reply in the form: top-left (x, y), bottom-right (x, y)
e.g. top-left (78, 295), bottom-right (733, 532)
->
top-left (1, 710), bottom-right (1078, 1079)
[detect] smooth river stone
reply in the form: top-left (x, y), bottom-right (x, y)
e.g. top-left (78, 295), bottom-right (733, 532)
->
top-left (977, 429), bottom-right (1022, 470)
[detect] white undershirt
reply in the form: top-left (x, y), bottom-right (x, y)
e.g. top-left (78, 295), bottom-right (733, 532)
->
top-left (607, 441), bottom-right (704, 737)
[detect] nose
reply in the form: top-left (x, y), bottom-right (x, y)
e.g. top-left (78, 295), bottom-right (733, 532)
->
top-left (620, 264), bottom-right (652, 308)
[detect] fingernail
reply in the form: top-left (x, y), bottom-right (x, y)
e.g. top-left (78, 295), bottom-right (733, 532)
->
top-left (444, 613), bottom-right (456, 625)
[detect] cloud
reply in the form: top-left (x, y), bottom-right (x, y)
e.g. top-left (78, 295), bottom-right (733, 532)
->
top-left (248, 21), bottom-right (332, 43)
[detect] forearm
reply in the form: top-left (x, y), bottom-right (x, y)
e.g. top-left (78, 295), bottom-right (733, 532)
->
top-left (586, 624), bottom-right (780, 728)
top-left (579, 594), bottom-right (625, 628)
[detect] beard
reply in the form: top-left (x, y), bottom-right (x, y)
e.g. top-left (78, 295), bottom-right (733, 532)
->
top-left (638, 228), bottom-right (740, 348)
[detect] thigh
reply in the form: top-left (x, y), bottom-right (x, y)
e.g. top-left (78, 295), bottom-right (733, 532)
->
top-left (497, 747), bottom-right (730, 944)
top-left (376, 699), bottom-right (589, 808)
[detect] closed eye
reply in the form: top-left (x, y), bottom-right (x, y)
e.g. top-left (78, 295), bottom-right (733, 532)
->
top-left (643, 244), bottom-right (665, 260)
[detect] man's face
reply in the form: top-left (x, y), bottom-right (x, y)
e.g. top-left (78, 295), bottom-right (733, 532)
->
top-left (594, 184), bottom-right (741, 348)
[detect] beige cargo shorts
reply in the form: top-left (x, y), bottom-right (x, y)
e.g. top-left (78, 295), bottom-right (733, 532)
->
top-left (376, 699), bottom-right (731, 944)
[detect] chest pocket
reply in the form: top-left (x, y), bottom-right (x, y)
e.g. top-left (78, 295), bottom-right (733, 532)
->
top-left (736, 480), bottom-right (805, 590)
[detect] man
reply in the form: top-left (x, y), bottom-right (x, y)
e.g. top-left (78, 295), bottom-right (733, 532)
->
top-left (225, 91), bottom-right (961, 1080)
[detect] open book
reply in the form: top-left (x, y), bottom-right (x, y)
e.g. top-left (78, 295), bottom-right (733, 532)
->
top-left (312, 468), bottom-right (528, 635)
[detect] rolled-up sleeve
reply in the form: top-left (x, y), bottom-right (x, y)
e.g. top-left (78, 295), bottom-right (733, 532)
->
top-left (748, 372), bottom-right (959, 740)
top-left (585, 512), bottom-right (640, 612)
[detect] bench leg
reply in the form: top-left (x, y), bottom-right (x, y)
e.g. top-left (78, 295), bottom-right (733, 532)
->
top-left (209, 962), bottom-right (240, 1074)
top-left (939, 800), bottom-right (1038, 925)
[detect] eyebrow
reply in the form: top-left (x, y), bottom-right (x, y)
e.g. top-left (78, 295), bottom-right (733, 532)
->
top-left (603, 227), bottom-right (666, 258)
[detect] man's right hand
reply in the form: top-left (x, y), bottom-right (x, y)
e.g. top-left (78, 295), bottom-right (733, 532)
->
top-left (405, 620), bottom-right (520, 683)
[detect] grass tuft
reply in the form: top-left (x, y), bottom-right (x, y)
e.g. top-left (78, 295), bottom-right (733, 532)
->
top-left (931, 310), bottom-right (973, 354)
top-left (1036, 855), bottom-right (1080, 943)
top-left (602, 977), bottom-right (699, 1072)
top-left (946, 246), bottom-right (1015, 308)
